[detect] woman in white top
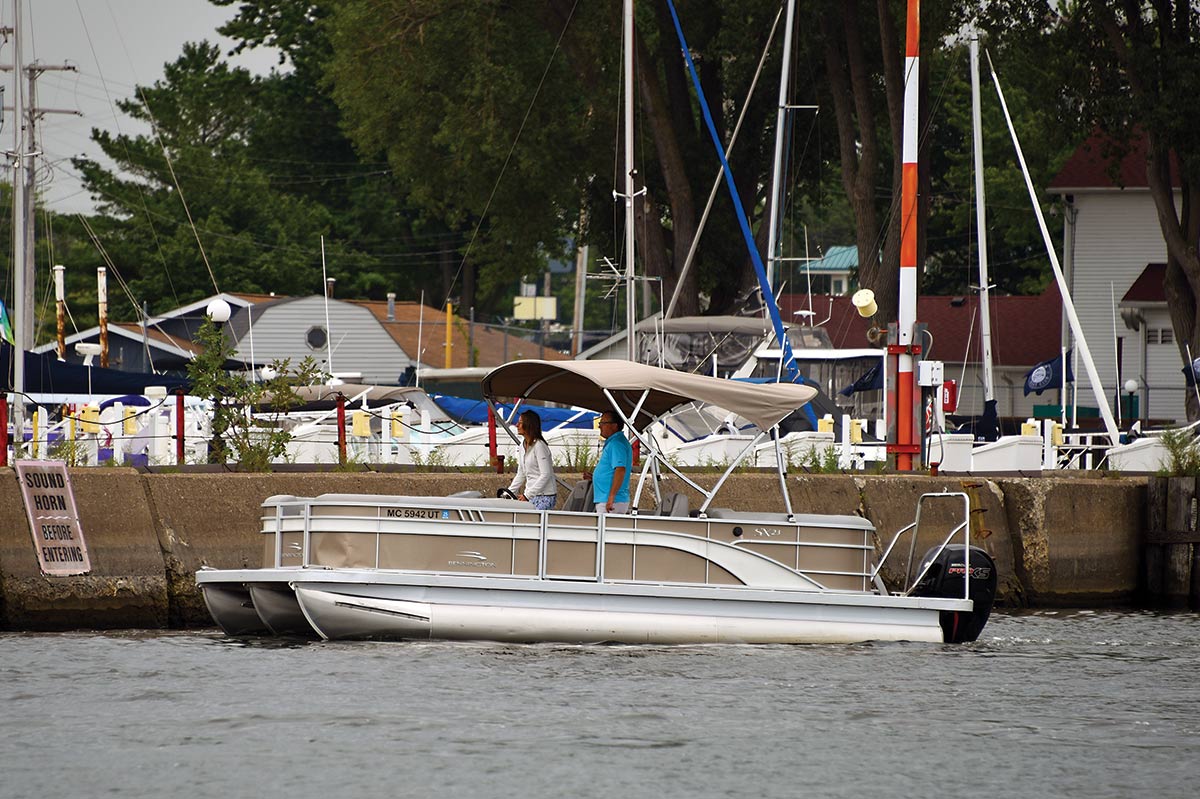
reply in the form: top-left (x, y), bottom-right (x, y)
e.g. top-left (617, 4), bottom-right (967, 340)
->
top-left (507, 410), bottom-right (557, 510)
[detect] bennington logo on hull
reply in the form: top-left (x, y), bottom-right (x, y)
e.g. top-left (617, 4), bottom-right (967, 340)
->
top-left (448, 551), bottom-right (497, 569)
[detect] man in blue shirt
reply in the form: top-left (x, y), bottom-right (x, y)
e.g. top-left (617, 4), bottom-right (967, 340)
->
top-left (590, 411), bottom-right (632, 513)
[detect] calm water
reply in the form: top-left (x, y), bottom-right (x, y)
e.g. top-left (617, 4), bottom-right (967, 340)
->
top-left (2, 610), bottom-right (1198, 799)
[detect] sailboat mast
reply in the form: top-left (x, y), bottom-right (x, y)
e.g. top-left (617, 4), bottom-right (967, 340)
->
top-left (970, 34), bottom-right (995, 402)
top-left (10, 0), bottom-right (27, 454)
top-left (765, 0), bottom-right (798, 291)
top-left (623, 0), bottom-right (636, 361)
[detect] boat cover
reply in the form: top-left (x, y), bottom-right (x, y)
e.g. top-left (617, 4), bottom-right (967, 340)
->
top-left (431, 394), bottom-right (598, 430)
top-left (482, 359), bottom-right (816, 431)
top-left (0, 343), bottom-right (190, 394)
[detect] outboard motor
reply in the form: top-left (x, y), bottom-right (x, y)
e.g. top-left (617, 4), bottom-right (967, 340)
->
top-left (911, 544), bottom-right (997, 643)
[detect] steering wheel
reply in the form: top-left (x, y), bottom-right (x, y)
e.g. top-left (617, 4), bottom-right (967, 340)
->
top-left (496, 488), bottom-right (518, 500)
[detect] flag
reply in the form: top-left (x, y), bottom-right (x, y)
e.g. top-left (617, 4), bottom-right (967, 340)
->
top-left (839, 360), bottom-right (884, 396)
top-left (0, 299), bottom-right (12, 345)
top-left (1182, 357), bottom-right (1200, 387)
top-left (1023, 350), bottom-right (1074, 396)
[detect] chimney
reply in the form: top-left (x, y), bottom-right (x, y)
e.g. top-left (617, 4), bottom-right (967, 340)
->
top-left (325, 277), bottom-right (336, 298)
top-left (387, 292), bottom-right (396, 321)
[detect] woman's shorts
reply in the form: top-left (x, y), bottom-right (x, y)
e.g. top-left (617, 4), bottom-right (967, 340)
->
top-left (530, 494), bottom-right (556, 511)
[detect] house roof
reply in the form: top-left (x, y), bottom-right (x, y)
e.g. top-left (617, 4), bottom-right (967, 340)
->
top-left (349, 300), bottom-right (568, 367)
top-left (1049, 132), bottom-right (1180, 191)
top-left (807, 245), bottom-right (858, 272)
top-left (1121, 263), bottom-right (1167, 304)
top-left (33, 322), bottom-right (203, 360)
top-left (781, 287), bottom-right (1063, 368)
top-left (145, 292), bottom-right (255, 324)
top-left (111, 322), bottom-right (203, 357)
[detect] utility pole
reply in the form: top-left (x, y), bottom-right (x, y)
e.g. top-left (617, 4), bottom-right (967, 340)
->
top-left (572, 241), bottom-right (588, 356)
top-left (3, 2), bottom-right (79, 456)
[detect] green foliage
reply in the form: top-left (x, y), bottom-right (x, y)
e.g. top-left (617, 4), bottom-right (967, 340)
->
top-left (554, 438), bottom-right (599, 473)
top-left (69, 35), bottom-right (450, 321)
top-left (1156, 428), bottom-right (1200, 476)
top-left (920, 39), bottom-right (1077, 296)
top-left (411, 445), bottom-right (453, 471)
top-left (187, 317), bottom-right (323, 470)
top-left (794, 445), bottom-right (841, 474)
top-left (39, 0), bottom-right (1149, 353)
top-left (48, 437), bottom-right (84, 468)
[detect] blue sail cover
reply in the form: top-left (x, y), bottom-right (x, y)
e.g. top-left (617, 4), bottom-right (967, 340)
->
top-left (1, 344), bottom-right (190, 395)
top-left (431, 393), bottom-right (598, 430)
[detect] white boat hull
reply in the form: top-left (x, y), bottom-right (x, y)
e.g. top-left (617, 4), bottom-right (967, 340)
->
top-left (198, 568), bottom-right (962, 645)
top-left (293, 584), bottom-right (943, 644)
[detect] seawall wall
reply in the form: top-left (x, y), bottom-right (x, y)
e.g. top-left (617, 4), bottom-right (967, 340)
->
top-left (0, 468), bottom-right (1147, 631)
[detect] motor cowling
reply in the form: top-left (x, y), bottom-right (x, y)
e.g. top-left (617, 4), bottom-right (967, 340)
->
top-left (911, 544), bottom-right (997, 644)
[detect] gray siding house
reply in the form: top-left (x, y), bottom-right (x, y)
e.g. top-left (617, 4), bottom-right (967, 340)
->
top-left (36, 292), bottom-right (411, 385)
top-left (1049, 135), bottom-right (1185, 423)
top-left (229, 295), bottom-right (411, 385)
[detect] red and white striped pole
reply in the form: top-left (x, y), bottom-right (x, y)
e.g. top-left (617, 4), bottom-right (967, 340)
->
top-left (895, 0), bottom-right (920, 471)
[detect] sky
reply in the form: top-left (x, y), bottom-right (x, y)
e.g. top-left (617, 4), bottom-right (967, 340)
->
top-left (7, 0), bottom-right (280, 214)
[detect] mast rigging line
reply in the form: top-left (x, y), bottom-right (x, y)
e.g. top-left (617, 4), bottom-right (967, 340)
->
top-left (139, 88), bottom-right (220, 296)
top-left (443, 0), bottom-right (581, 308)
top-left (72, 0), bottom-right (181, 307)
top-left (663, 5), bottom-right (784, 320)
top-left (662, 0), bottom-right (800, 383)
top-left (75, 213), bottom-right (147, 326)
top-left (861, 53), bottom-right (957, 293)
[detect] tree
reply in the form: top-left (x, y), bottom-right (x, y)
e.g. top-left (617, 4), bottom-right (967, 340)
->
top-left (188, 316), bottom-right (322, 469)
top-left (980, 1), bottom-right (1200, 419)
top-left (920, 39), bottom-right (1077, 297)
top-left (72, 37), bottom-right (448, 321)
top-left (325, 0), bottom-right (818, 319)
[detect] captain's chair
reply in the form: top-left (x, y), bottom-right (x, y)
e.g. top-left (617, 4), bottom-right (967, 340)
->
top-left (652, 492), bottom-right (690, 517)
top-left (561, 479), bottom-right (593, 512)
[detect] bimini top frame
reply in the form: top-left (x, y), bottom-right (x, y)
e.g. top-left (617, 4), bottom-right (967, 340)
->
top-left (482, 359), bottom-right (817, 518)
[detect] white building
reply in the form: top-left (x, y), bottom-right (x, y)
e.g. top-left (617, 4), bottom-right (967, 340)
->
top-left (1050, 135), bottom-right (1185, 424)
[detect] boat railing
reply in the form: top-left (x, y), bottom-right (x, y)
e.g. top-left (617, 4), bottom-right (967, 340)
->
top-left (267, 496), bottom-right (873, 590)
top-left (872, 491), bottom-right (972, 599)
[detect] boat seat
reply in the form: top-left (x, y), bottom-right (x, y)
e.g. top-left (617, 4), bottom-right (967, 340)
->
top-left (561, 480), bottom-right (593, 512)
top-left (652, 492), bottom-right (690, 517)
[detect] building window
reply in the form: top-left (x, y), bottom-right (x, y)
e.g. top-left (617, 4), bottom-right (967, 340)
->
top-left (1148, 328), bottom-right (1174, 345)
top-left (306, 326), bottom-right (328, 350)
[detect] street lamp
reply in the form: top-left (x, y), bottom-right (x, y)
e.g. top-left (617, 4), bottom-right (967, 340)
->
top-left (1124, 378), bottom-right (1139, 423)
top-left (206, 299), bottom-right (231, 323)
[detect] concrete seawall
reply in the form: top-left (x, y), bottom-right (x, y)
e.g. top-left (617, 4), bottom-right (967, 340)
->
top-left (0, 467), bottom-right (1147, 631)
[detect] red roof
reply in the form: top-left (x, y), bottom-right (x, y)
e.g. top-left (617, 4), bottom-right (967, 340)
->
top-left (347, 299), bottom-right (568, 367)
top-left (1121, 263), bottom-right (1166, 303)
top-left (781, 287), bottom-right (1063, 367)
top-left (1049, 132), bottom-right (1180, 190)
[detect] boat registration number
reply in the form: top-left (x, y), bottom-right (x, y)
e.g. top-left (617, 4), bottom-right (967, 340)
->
top-left (386, 508), bottom-right (447, 519)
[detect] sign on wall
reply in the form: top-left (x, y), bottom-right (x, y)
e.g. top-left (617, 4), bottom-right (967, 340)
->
top-left (16, 460), bottom-right (91, 576)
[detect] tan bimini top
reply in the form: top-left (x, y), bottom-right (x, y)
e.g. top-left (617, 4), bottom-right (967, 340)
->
top-left (482, 359), bottom-right (817, 432)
